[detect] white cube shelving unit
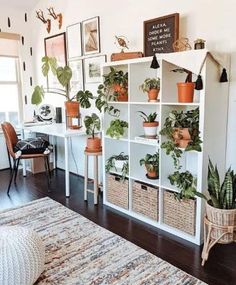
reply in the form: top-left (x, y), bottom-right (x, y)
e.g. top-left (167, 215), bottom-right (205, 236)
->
top-left (102, 50), bottom-right (230, 245)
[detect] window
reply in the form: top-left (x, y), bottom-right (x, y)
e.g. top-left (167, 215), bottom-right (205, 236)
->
top-left (0, 56), bottom-right (22, 126)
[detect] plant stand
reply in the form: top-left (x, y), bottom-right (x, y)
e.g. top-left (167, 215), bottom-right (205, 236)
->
top-left (201, 216), bottom-right (236, 266)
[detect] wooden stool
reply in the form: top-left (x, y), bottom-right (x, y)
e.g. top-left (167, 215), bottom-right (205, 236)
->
top-left (84, 150), bottom-right (102, 205)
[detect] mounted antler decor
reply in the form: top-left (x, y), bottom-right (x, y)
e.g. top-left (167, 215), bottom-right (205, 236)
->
top-left (36, 10), bottom-right (51, 33)
top-left (48, 7), bottom-right (63, 29)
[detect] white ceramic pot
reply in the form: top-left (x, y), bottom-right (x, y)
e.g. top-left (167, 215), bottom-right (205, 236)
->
top-left (143, 122), bottom-right (159, 138)
top-left (114, 159), bottom-right (126, 170)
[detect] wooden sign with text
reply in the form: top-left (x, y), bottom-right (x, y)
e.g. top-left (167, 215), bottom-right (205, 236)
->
top-left (143, 13), bottom-right (179, 56)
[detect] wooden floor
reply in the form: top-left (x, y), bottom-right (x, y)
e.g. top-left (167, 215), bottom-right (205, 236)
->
top-left (0, 168), bottom-right (235, 285)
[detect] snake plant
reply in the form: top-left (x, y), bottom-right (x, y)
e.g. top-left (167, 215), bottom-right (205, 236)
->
top-left (207, 159), bottom-right (236, 209)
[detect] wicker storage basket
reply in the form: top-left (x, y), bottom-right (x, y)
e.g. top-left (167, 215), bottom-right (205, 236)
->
top-left (206, 202), bottom-right (236, 243)
top-left (132, 181), bottom-right (159, 221)
top-left (107, 174), bottom-right (129, 209)
top-left (163, 190), bottom-right (196, 235)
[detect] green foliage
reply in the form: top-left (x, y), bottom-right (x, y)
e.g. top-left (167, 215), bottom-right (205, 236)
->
top-left (160, 108), bottom-right (202, 169)
top-left (106, 119), bottom-right (128, 139)
top-left (96, 84), bottom-right (120, 117)
top-left (42, 56), bottom-right (57, 77)
top-left (31, 86), bottom-right (44, 105)
top-left (138, 111), bottom-right (157, 122)
top-left (207, 159), bottom-right (236, 209)
top-left (105, 152), bottom-right (129, 181)
top-left (139, 152), bottom-right (159, 173)
top-left (140, 77), bottom-right (160, 92)
top-left (76, 90), bottom-right (93, 109)
top-left (84, 113), bottom-right (101, 139)
top-left (168, 170), bottom-right (206, 200)
top-left (56, 66), bottom-right (72, 87)
top-left (103, 66), bottom-right (128, 87)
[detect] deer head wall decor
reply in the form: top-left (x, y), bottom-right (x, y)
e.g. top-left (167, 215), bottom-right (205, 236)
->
top-left (36, 10), bottom-right (51, 33)
top-left (48, 7), bottom-right (63, 29)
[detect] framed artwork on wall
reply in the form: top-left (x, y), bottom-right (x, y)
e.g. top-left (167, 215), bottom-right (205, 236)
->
top-left (82, 16), bottom-right (100, 55)
top-left (143, 13), bottom-right (179, 56)
top-left (44, 32), bottom-right (67, 89)
top-left (84, 55), bottom-right (106, 84)
top-left (68, 59), bottom-right (84, 96)
top-left (66, 22), bottom-right (82, 59)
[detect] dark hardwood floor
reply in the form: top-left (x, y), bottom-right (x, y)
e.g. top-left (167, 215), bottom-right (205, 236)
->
top-left (0, 168), bottom-right (235, 285)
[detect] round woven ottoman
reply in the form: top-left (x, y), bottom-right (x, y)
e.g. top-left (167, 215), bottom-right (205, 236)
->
top-left (0, 226), bottom-right (45, 285)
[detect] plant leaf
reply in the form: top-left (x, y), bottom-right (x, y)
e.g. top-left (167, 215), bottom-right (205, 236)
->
top-left (57, 66), bottom-right (72, 87)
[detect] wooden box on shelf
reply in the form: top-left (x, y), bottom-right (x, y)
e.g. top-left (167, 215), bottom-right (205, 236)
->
top-left (111, 52), bottom-right (143, 62)
top-left (132, 180), bottom-right (159, 221)
top-left (163, 190), bottom-right (196, 236)
top-left (107, 173), bottom-right (129, 209)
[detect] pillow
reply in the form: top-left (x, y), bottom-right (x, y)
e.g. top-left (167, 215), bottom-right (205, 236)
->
top-left (14, 137), bottom-right (49, 154)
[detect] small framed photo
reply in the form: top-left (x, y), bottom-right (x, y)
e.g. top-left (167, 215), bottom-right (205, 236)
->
top-left (68, 59), bottom-right (84, 96)
top-left (66, 22), bottom-right (82, 59)
top-left (44, 32), bottom-right (67, 89)
top-left (82, 16), bottom-right (100, 55)
top-left (84, 55), bottom-right (106, 84)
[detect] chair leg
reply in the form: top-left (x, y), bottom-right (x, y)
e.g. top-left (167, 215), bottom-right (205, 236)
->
top-left (7, 159), bottom-right (17, 195)
top-left (46, 155), bottom-right (51, 179)
top-left (44, 156), bottom-right (51, 188)
top-left (14, 159), bottom-right (20, 184)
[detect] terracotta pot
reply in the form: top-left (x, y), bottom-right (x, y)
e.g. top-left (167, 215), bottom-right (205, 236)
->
top-left (145, 164), bottom-right (158, 179)
top-left (86, 137), bottom-right (102, 152)
top-left (205, 202), bottom-right (236, 243)
top-left (177, 82), bottom-right (195, 103)
top-left (175, 139), bottom-right (191, 148)
top-left (173, 128), bottom-right (191, 140)
top-left (113, 84), bottom-right (128, 102)
top-left (147, 89), bottom-right (159, 102)
top-left (64, 101), bottom-right (80, 129)
top-left (143, 121), bottom-right (159, 138)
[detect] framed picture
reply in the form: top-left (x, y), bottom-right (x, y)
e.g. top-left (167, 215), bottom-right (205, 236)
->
top-left (143, 13), bottom-right (179, 56)
top-left (84, 55), bottom-right (106, 84)
top-left (44, 32), bottom-right (67, 89)
top-left (82, 16), bottom-right (100, 55)
top-left (68, 59), bottom-right (84, 95)
top-left (66, 22), bottom-right (82, 59)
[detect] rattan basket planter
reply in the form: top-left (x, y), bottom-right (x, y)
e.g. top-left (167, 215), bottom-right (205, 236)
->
top-left (107, 173), bottom-right (129, 209)
top-left (205, 202), bottom-right (236, 243)
top-left (132, 181), bottom-right (159, 221)
top-left (163, 190), bottom-right (196, 236)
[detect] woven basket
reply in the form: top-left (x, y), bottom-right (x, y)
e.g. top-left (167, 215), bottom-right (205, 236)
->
top-left (206, 202), bottom-right (236, 243)
top-left (163, 191), bottom-right (196, 235)
top-left (132, 181), bottom-right (159, 221)
top-left (107, 174), bottom-right (129, 209)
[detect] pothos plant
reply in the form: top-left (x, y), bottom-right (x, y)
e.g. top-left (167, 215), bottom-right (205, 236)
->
top-left (105, 152), bottom-right (129, 181)
top-left (160, 107), bottom-right (202, 169)
top-left (31, 56), bottom-right (93, 108)
top-left (106, 119), bottom-right (128, 139)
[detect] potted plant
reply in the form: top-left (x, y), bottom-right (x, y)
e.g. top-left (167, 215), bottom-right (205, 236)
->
top-left (160, 108), bottom-right (202, 169)
top-left (140, 77), bottom-right (160, 102)
top-left (105, 152), bottom-right (129, 181)
top-left (106, 119), bottom-right (128, 139)
top-left (84, 113), bottom-right (101, 152)
top-left (138, 111), bottom-right (159, 138)
top-left (31, 56), bottom-right (94, 129)
top-left (139, 152), bottom-right (159, 179)
top-left (172, 68), bottom-right (195, 103)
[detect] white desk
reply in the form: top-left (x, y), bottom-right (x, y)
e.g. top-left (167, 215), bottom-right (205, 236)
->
top-left (22, 123), bottom-right (86, 197)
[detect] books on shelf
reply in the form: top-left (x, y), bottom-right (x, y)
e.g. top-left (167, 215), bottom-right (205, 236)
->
top-left (134, 135), bottom-right (159, 145)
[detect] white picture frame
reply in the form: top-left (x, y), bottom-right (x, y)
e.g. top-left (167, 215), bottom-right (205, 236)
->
top-left (84, 55), bottom-right (106, 84)
top-left (66, 22), bottom-right (82, 59)
top-left (68, 59), bottom-right (84, 96)
top-left (82, 16), bottom-right (100, 56)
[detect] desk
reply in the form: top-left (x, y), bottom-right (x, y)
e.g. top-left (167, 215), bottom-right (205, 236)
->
top-left (22, 123), bottom-right (86, 197)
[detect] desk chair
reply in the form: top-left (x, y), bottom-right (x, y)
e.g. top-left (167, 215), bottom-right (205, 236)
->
top-left (1, 122), bottom-right (51, 194)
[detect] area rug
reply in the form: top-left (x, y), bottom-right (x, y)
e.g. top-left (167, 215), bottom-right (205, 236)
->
top-left (0, 197), bottom-right (206, 285)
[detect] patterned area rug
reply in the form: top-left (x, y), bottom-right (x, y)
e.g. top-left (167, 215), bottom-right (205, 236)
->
top-left (0, 198), bottom-right (206, 285)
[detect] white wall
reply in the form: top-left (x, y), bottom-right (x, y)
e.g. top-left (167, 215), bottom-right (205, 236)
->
top-left (2, 0), bottom-right (235, 172)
